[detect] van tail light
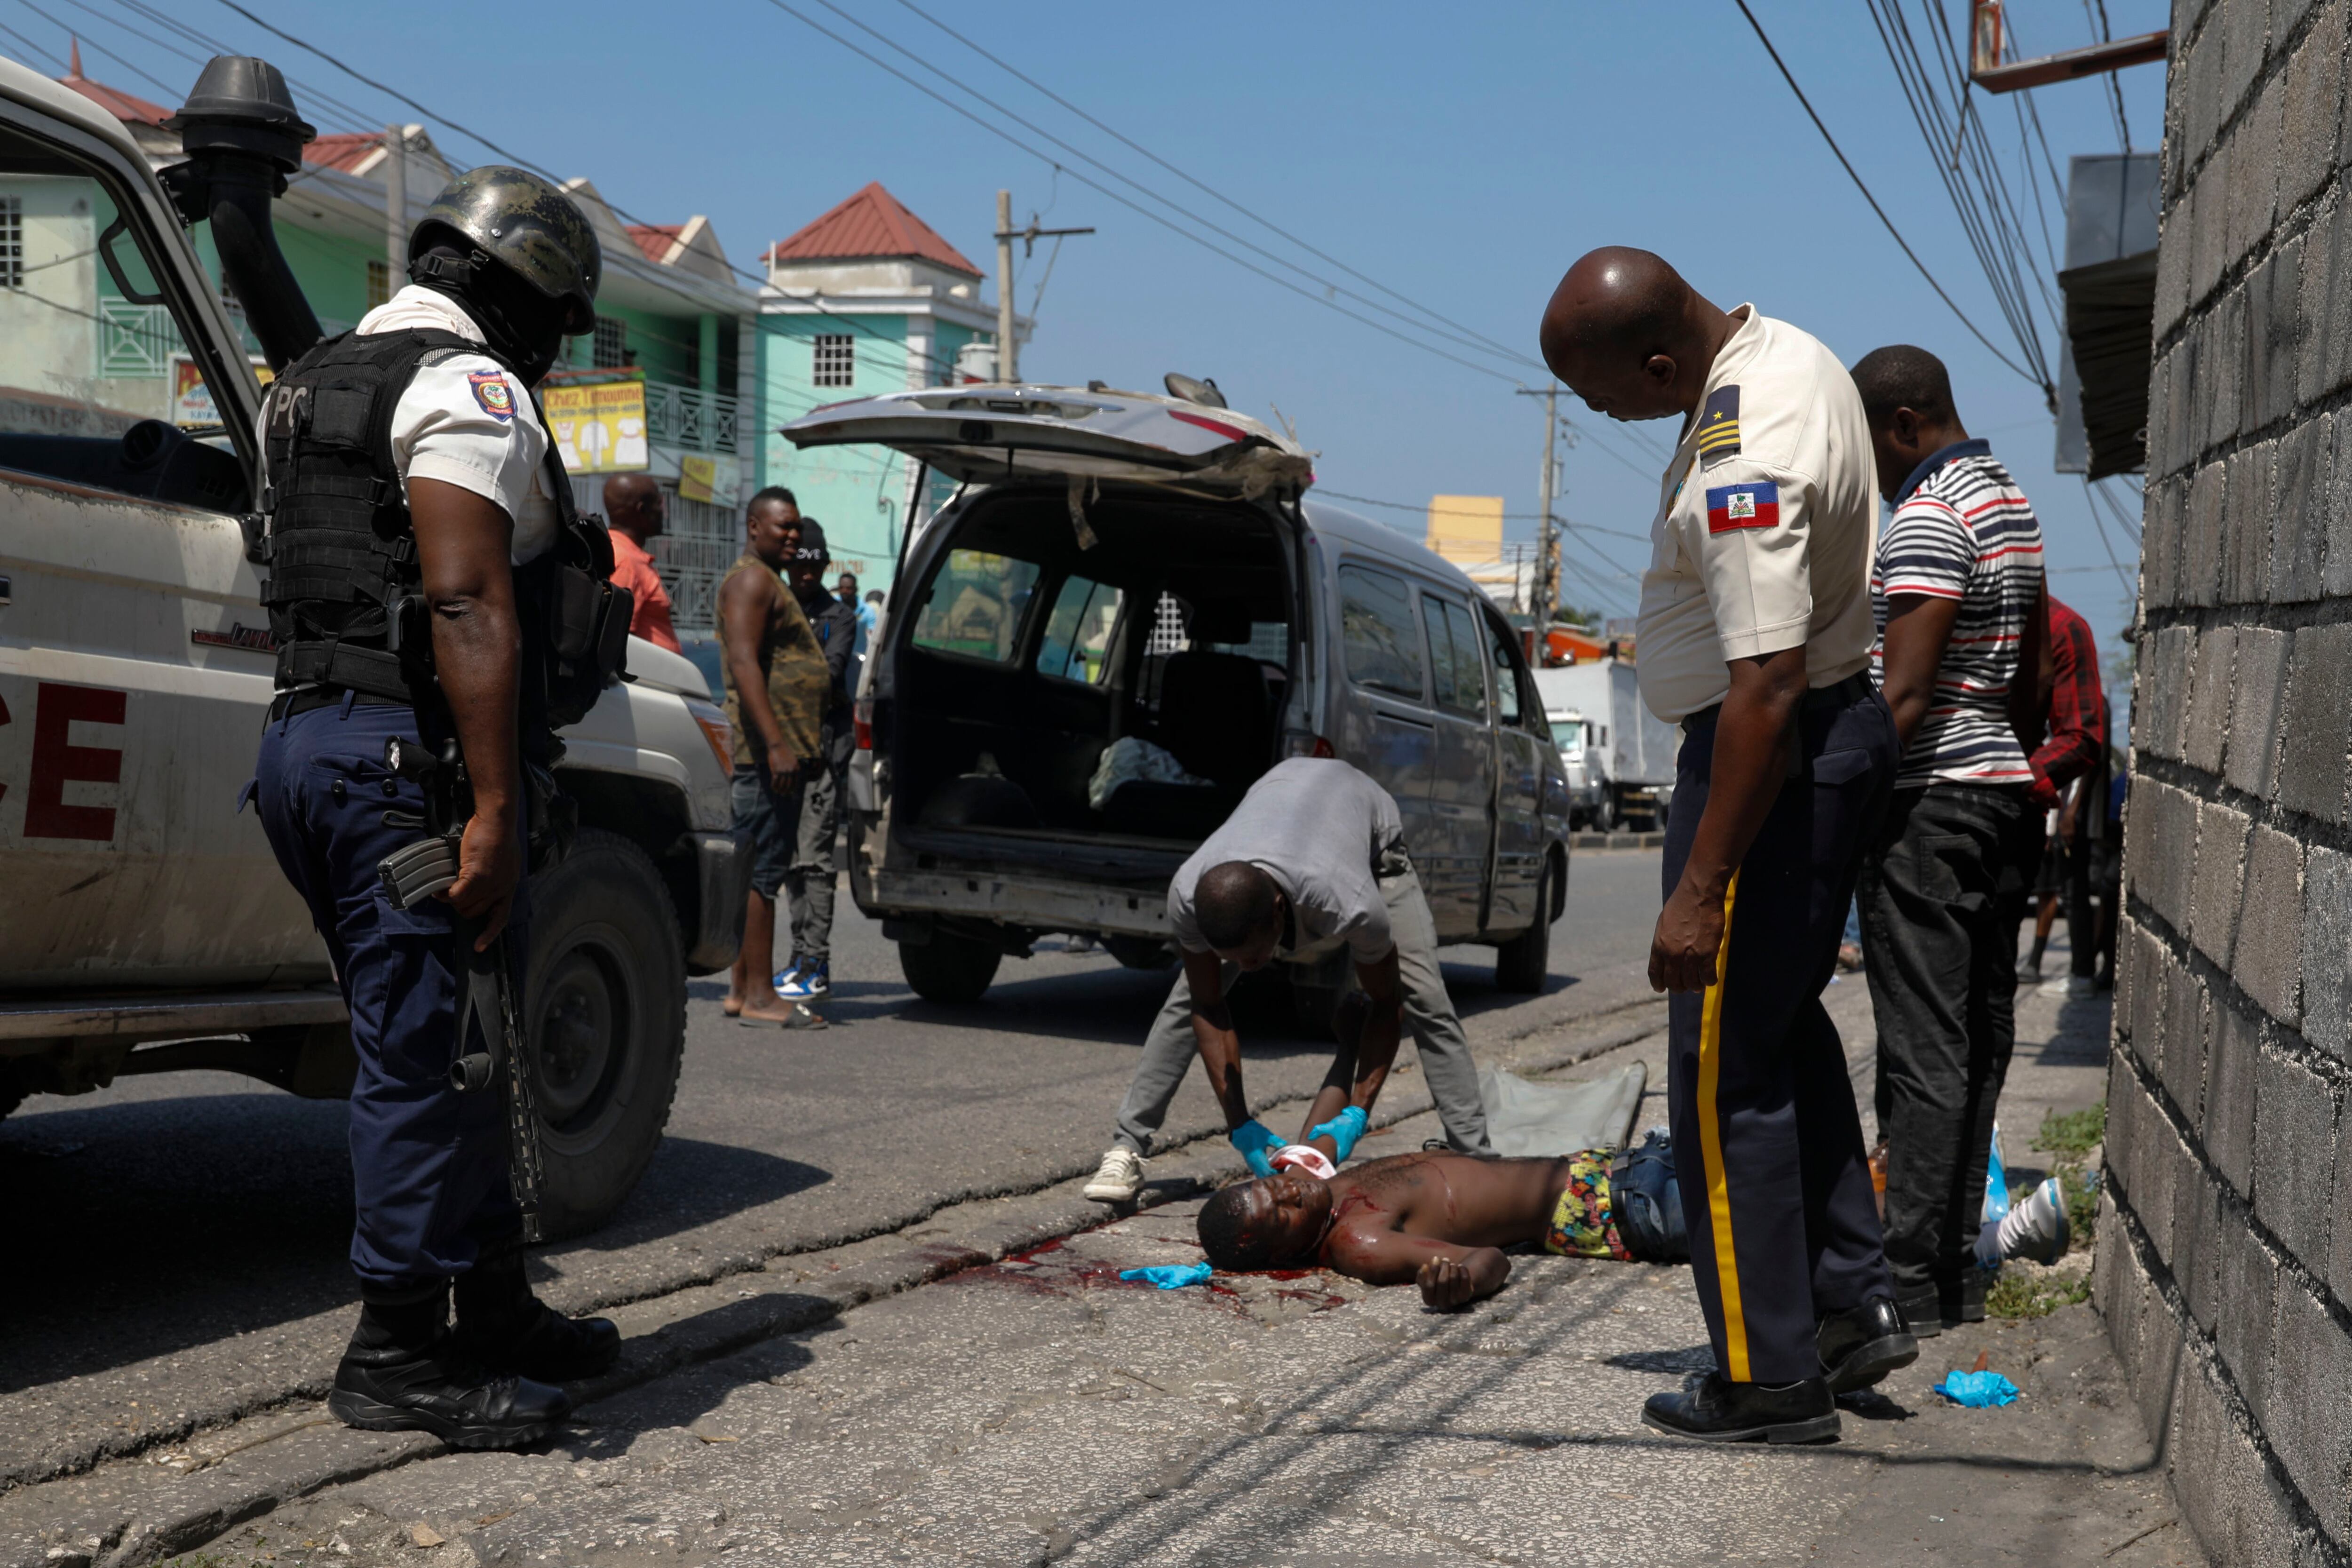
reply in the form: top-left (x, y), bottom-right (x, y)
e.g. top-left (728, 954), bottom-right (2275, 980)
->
top-left (1283, 732), bottom-right (1335, 759)
top-left (854, 698), bottom-right (874, 751)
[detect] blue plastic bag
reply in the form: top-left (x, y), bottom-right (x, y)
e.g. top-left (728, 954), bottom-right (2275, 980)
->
top-left (1119, 1262), bottom-right (1214, 1290)
top-left (1933, 1369), bottom-right (2020, 1407)
top-left (1982, 1121), bottom-right (2011, 1225)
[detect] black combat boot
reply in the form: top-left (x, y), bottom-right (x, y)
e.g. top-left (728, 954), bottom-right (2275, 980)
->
top-left (1642, 1373), bottom-right (1840, 1444)
top-left (453, 1252), bottom-right (621, 1383)
top-left (1815, 1296), bottom-right (1919, 1393)
top-left (330, 1282), bottom-right (570, 1449)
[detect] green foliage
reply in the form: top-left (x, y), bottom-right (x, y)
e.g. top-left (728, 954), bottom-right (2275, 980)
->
top-left (2034, 1103), bottom-right (2106, 1156)
top-left (1987, 1268), bottom-right (2092, 1319)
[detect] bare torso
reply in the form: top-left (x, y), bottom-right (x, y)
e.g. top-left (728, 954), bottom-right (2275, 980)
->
top-left (1312, 1152), bottom-right (1573, 1297)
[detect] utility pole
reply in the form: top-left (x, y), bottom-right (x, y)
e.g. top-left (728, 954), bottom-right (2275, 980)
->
top-left (1516, 386), bottom-right (1564, 631)
top-left (382, 124), bottom-right (405, 277)
top-left (991, 191), bottom-right (1094, 384)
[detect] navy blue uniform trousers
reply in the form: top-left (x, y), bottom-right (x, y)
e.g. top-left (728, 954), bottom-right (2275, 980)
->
top-left (253, 698), bottom-right (524, 1295)
top-left (1662, 681), bottom-right (1898, 1385)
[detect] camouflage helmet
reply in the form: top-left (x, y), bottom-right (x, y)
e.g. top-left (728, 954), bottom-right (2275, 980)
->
top-left (408, 165), bottom-right (600, 335)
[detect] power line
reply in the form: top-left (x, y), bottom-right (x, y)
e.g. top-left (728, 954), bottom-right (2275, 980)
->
top-left (888, 0), bottom-right (1547, 377)
top-left (1728, 0), bottom-right (2048, 392)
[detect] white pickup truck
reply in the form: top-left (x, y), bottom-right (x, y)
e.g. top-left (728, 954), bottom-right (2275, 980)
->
top-left (0, 56), bottom-right (738, 1234)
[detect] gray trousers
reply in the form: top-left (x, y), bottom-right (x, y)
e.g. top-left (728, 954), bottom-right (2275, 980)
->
top-left (1112, 860), bottom-right (1492, 1156)
top-left (785, 760), bottom-right (845, 968)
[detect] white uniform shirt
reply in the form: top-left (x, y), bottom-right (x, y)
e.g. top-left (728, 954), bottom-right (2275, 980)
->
top-left (1633, 306), bottom-right (1878, 723)
top-left (260, 284), bottom-right (560, 565)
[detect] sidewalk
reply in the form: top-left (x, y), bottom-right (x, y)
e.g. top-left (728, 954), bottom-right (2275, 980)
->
top-left (126, 956), bottom-right (2192, 1568)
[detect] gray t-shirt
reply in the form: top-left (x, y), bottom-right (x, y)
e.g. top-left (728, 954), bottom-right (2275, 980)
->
top-left (1167, 758), bottom-right (1406, 964)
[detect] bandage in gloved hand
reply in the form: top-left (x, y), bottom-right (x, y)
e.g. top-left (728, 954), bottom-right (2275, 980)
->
top-left (1229, 1119), bottom-right (1282, 1178)
top-left (1119, 1261), bottom-right (1214, 1290)
top-left (1271, 1144), bottom-right (1337, 1179)
top-left (1308, 1105), bottom-right (1369, 1162)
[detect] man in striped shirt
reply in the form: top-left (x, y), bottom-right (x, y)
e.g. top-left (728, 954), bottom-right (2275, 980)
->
top-left (1850, 345), bottom-right (2051, 1337)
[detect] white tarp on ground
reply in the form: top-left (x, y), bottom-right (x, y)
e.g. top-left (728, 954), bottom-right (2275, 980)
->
top-left (1477, 1060), bottom-right (1647, 1156)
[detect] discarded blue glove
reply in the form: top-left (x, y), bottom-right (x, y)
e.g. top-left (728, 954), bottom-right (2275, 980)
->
top-left (1308, 1105), bottom-right (1369, 1163)
top-left (1230, 1120), bottom-right (1281, 1178)
top-left (1120, 1262), bottom-right (1214, 1290)
top-left (1933, 1369), bottom-right (2020, 1408)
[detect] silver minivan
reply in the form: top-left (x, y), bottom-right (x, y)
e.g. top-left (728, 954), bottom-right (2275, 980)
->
top-left (782, 382), bottom-right (1572, 1023)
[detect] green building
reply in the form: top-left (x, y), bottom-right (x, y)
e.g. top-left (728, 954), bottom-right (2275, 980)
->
top-left (51, 52), bottom-right (762, 655)
top-left (757, 182), bottom-right (1018, 603)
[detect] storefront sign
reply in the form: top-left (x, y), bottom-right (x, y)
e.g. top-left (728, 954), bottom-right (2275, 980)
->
top-left (544, 380), bottom-right (648, 474)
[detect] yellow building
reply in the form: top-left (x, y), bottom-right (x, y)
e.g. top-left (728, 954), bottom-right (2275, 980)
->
top-left (1426, 495), bottom-right (1504, 564)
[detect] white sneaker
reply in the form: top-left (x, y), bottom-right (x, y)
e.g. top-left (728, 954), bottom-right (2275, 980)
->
top-left (1997, 1176), bottom-right (2070, 1265)
top-left (1082, 1147), bottom-right (1145, 1202)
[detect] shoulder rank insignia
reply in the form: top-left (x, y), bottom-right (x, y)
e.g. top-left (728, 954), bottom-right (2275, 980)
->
top-left (1695, 384), bottom-right (1740, 466)
top-left (468, 370), bottom-right (516, 422)
top-left (1705, 480), bottom-right (1780, 534)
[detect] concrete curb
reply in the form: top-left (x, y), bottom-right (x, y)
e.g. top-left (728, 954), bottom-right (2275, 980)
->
top-left (3, 1003), bottom-right (1671, 1568)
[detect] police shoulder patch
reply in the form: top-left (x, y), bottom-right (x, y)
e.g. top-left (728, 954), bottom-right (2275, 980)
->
top-left (1695, 383), bottom-right (1741, 466)
top-left (468, 370), bottom-right (516, 422)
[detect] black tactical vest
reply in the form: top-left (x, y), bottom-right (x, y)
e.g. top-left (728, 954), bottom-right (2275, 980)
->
top-left (258, 327), bottom-right (633, 745)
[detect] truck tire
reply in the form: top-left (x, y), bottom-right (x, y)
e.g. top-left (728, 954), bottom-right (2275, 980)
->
top-left (1103, 935), bottom-right (1177, 971)
top-left (1494, 864), bottom-right (1553, 994)
top-left (1590, 793), bottom-right (1616, 833)
top-left (898, 929), bottom-right (1001, 1003)
top-left (523, 828), bottom-right (687, 1240)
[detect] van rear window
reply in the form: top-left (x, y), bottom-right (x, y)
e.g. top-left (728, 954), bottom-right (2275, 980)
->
top-left (911, 549), bottom-right (1041, 663)
top-left (1339, 564), bottom-right (1425, 699)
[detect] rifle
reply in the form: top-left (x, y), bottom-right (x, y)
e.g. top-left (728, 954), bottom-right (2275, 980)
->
top-left (375, 735), bottom-right (548, 1243)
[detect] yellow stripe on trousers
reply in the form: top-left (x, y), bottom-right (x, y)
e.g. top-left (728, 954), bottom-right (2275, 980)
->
top-left (1697, 870), bottom-right (1749, 1382)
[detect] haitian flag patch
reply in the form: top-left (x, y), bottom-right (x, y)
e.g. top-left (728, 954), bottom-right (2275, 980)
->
top-left (1704, 480), bottom-right (1780, 534)
top-left (468, 371), bottom-right (516, 422)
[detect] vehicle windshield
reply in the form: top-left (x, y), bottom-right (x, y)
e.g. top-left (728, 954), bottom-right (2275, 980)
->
top-left (1549, 716), bottom-right (1584, 749)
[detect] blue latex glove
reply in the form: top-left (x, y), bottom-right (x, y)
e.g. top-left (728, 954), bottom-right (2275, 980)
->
top-left (1308, 1105), bottom-right (1369, 1163)
top-left (1230, 1119), bottom-right (1281, 1178)
top-left (1119, 1262), bottom-right (1214, 1290)
top-left (1932, 1369), bottom-right (2020, 1408)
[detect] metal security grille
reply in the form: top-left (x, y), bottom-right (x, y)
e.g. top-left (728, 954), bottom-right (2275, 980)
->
top-left (0, 197), bottom-right (20, 289)
top-left (593, 315), bottom-right (628, 369)
top-left (812, 333), bottom-right (854, 388)
top-left (366, 257), bottom-right (391, 309)
top-left (571, 475), bottom-right (739, 640)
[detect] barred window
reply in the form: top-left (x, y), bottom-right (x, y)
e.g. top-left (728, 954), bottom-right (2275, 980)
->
top-left (593, 315), bottom-right (628, 369)
top-left (365, 257), bottom-right (391, 309)
top-left (812, 333), bottom-right (854, 387)
top-left (0, 196), bottom-right (21, 290)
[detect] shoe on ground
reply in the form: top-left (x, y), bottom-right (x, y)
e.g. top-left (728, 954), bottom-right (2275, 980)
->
top-left (1642, 1373), bottom-right (1839, 1444)
top-left (2015, 957), bottom-right (2042, 982)
top-left (771, 960), bottom-right (803, 996)
top-left (1895, 1270), bottom-right (1990, 1336)
top-left (777, 961), bottom-right (830, 1000)
top-left (1082, 1147), bottom-right (1144, 1202)
top-left (2065, 974), bottom-right (2097, 999)
top-left (456, 1299), bottom-right (622, 1383)
top-left (1815, 1297), bottom-right (1918, 1393)
top-left (330, 1336), bottom-right (570, 1450)
top-left (1996, 1176), bottom-right (2071, 1265)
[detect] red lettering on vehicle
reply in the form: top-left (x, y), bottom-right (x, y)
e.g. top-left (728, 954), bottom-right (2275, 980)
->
top-left (24, 682), bottom-right (125, 841)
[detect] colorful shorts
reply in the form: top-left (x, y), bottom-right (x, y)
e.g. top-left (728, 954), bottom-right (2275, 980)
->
top-left (1542, 1149), bottom-right (1634, 1261)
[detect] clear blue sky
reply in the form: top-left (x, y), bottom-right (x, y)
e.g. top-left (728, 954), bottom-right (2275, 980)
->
top-left (24, 0), bottom-right (2168, 678)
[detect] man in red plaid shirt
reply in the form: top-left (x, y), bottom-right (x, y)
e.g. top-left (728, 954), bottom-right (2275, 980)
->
top-left (2018, 597), bottom-right (2108, 985)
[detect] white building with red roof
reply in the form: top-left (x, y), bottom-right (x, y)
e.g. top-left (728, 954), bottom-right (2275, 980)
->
top-left (757, 182), bottom-right (1017, 592)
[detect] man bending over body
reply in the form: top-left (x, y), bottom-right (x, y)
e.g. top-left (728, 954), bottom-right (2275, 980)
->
top-left (1196, 1145), bottom-right (1687, 1312)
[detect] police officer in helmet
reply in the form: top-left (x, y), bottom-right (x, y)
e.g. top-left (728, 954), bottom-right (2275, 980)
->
top-left (252, 166), bottom-right (623, 1448)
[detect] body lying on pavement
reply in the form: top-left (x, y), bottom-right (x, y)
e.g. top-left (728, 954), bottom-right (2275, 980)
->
top-left (1195, 1141), bottom-right (1689, 1311)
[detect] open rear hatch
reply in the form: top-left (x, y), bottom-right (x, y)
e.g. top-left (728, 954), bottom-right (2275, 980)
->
top-left (781, 384), bottom-right (1313, 496)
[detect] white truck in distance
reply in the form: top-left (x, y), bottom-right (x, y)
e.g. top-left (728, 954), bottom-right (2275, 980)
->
top-left (1533, 657), bottom-right (1679, 832)
top-left (0, 56), bottom-right (739, 1236)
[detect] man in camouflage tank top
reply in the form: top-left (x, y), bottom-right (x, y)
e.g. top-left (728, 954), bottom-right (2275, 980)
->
top-left (718, 486), bottom-right (829, 1023)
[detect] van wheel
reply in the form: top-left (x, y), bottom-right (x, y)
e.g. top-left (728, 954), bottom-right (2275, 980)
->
top-left (899, 930), bottom-right (1002, 1003)
top-left (1494, 865), bottom-right (1553, 994)
top-left (524, 828), bottom-right (686, 1240)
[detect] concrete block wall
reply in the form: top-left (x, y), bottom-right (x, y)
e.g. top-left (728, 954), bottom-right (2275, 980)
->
top-left (2104, 2), bottom-right (2352, 1562)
